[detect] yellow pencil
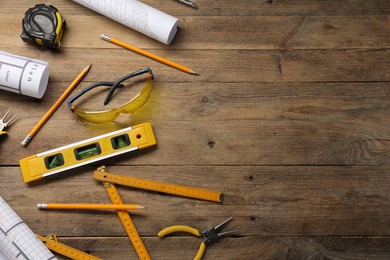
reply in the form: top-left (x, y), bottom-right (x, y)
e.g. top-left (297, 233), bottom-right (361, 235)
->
top-left (37, 203), bottom-right (144, 211)
top-left (21, 64), bottom-right (91, 146)
top-left (100, 34), bottom-right (199, 75)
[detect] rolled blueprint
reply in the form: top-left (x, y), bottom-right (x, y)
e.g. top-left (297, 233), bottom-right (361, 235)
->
top-left (72, 0), bottom-right (180, 45)
top-left (0, 51), bottom-right (49, 99)
top-left (0, 196), bottom-right (56, 260)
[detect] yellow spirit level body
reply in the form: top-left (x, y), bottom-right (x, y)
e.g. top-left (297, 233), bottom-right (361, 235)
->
top-left (19, 123), bottom-right (156, 183)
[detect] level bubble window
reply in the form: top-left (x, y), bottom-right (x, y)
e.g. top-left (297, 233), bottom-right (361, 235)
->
top-left (74, 143), bottom-right (101, 160)
top-left (111, 134), bottom-right (131, 149)
top-left (44, 153), bottom-right (64, 169)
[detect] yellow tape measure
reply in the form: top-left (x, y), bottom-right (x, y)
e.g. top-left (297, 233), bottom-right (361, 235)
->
top-left (37, 234), bottom-right (102, 260)
top-left (103, 182), bottom-right (151, 260)
top-left (19, 123), bottom-right (156, 183)
top-left (94, 166), bottom-right (223, 202)
top-left (21, 4), bottom-right (66, 49)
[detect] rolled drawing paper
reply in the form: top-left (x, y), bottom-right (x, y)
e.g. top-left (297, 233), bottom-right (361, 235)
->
top-left (0, 51), bottom-right (49, 99)
top-left (0, 196), bottom-right (55, 259)
top-left (72, 0), bottom-right (180, 45)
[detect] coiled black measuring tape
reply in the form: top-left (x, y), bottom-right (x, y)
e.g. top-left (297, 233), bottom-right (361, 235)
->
top-left (21, 4), bottom-right (66, 49)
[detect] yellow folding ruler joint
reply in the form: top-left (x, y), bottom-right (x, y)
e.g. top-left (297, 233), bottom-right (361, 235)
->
top-left (101, 171), bottom-right (151, 260)
top-left (37, 233), bottom-right (102, 260)
top-left (19, 122), bottom-right (156, 183)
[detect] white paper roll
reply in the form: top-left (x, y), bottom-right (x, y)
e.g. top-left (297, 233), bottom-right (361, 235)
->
top-left (72, 0), bottom-right (179, 45)
top-left (0, 51), bottom-right (49, 99)
top-left (0, 196), bottom-right (56, 260)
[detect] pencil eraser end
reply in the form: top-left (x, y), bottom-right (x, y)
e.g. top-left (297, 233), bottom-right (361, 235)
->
top-left (21, 136), bottom-right (31, 146)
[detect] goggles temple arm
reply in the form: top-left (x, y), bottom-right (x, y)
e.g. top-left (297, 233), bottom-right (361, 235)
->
top-left (67, 81), bottom-right (114, 112)
top-left (104, 67), bottom-right (153, 105)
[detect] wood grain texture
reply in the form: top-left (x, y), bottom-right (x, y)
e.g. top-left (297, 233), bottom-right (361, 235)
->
top-left (49, 236), bottom-right (390, 260)
top-left (1, 1), bottom-right (389, 16)
top-left (2, 15), bottom-right (390, 49)
top-left (1, 165), bottom-right (389, 236)
top-left (2, 82), bottom-right (388, 165)
top-left (1, 48), bottom-right (390, 84)
top-left (0, 0), bottom-right (389, 259)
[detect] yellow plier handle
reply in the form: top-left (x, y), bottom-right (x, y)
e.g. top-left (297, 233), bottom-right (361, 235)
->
top-left (0, 131), bottom-right (6, 136)
top-left (194, 242), bottom-right (206, 260)
top-left (158, 225), bottom-right (201, 237)
top-left (157, 225), bottom-right (206, 260)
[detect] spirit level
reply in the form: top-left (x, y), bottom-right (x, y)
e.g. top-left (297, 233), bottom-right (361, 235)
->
top-left (37, 234), bottom-right (102, 260)
top-left (19, 123), bottom-right (156, 183)
top-left (103, 182), bottom-right (151, 260)
top-left (94, 166), bottom-right (223, 202)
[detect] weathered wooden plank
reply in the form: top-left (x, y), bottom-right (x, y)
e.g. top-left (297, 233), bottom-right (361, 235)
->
top-left (1, 81), bottom-right (388, 166)
top-left (1, 48), bottom-right (389, 84)
top-left (3, 115), bottom-right (389, 166)
top-left (50, 236), bottom-right (390, 260)
top-left (1, 166), bottom-right (389, 236)
top-left (2, 15), bottom-right (390, 50)
top-left (164, 0), bottom-right (390, 16)
top-left (286, 16), bottom-right (390, 50)
top-left (2, 82), bottom-right (388, 124)
top-left (1, 0), bottom-right (388, 16)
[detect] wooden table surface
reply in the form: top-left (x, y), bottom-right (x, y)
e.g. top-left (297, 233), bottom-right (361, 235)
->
top-left (1, 1), bottom-right (389, 259)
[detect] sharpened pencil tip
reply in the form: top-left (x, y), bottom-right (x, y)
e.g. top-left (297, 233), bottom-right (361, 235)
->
top-left (189, 70), bottom-right (200, 75)
top-left (85, 64), bottom-right (92, 72)
top-left (138, 205), bottom-right (145, 209)
top-left (179, 0), bottom-right (197, 8)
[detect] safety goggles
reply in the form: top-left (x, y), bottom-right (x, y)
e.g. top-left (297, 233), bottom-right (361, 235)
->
top-left (67, 68), bottom-right (153, 123)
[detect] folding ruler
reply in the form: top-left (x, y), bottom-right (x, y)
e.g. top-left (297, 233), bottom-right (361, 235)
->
top-left (103, 181), bottom-right (151, 260)
top-left (37, 234), bottom-right (102, 260)
top-left (95, 166), bottom-right (223, 259)
top-left (19, 123), bottom-right (156, 183)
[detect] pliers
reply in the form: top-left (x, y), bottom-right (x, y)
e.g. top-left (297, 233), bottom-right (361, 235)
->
top-left (0, 109), bottom-right (18, 136)
top-left (158, 217), bottom-right (239, 260)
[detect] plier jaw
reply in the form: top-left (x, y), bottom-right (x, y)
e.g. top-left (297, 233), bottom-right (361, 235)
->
top-left (0, 108), bottom-right (18, 136)
top-left (201, 217), bottom-right (240, 246)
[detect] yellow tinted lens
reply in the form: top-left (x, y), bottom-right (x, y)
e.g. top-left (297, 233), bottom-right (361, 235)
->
top-left (73, 107), bottom-right (120, 123)
top-left (121, 75), bottom-right (152, 113)
top-left (72, 75), bottom-right (152, 123)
